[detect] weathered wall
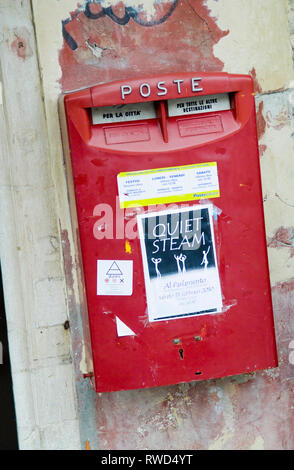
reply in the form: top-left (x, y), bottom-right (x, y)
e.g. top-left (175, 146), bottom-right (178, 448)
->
top-left (1, 0), bottom-right (294, 449)
top-left (0, 1), bottom-right (81, 449)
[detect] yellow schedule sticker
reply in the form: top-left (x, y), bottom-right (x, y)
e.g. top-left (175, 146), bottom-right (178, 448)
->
top-left (117, 162), bottom-right (220, 208)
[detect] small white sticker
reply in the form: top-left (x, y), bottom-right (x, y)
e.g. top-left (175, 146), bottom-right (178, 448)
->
top-left (97, 260), bottom-right (133, 296)
top-left (92, 102), bottom-right (156, 125)
top-left (168, 93), bottom-right (231, 117)
top-left (116, 317), bottom-right (136, 337)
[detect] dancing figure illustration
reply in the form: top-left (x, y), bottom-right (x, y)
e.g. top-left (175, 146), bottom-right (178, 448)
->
top-left (174, 254), bottom-right (182, 274)
top-left (174, 253), bottom-right (187, 274)
top-left (179, 253), bottom-right (187, 273)
top-left (200, 246), bottom-right (210, 269)
top-left (151, 258), bottom-right (162, 278)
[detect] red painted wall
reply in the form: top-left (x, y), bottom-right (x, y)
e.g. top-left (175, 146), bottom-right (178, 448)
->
top-left (59, 1), bottom-right (227, 91)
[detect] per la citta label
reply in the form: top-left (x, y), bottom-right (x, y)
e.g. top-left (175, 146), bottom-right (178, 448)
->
top-left (137, 204), bottom-right (223, 322)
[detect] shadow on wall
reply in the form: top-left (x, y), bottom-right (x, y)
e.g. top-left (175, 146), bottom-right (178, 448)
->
top-left (0, 266), bottom-right (18, 450)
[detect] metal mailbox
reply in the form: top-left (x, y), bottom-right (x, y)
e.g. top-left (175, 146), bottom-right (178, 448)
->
top-left (59, 72), bottom-right (278, 392)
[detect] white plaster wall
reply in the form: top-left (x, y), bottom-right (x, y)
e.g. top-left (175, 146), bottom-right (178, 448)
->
top-left (0, 0), bottom-right (81, 449)
top-left (207, 0), bottom-right (294, 287)
top-left (207, 0), bottom-right (293, 91)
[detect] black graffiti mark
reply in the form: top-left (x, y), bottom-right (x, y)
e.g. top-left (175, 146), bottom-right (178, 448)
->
top-left (85, 1), bottom-right (179, 26)
top-left (62, 18), bottom-right (79, 51)
top-left (63, 0), bottom-right (179, 51)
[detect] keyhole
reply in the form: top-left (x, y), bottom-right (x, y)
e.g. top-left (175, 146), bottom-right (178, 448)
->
top-left (179, 348), bottom-right (184, 360)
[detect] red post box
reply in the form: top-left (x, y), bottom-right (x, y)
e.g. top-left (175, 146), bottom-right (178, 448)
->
top-left (59, 72), bottom-right (278, 393)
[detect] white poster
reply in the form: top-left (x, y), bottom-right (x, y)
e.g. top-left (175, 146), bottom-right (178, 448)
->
top-left (137, 205), bottom-right (222, 322)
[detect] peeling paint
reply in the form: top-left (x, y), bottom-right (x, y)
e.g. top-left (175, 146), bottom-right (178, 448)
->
top-left (249, 67), bottom-right (263, 94)
top-left (208, 383), bottom-right (235, 449)
top-left (60, 228), bottom-right (74, 295)
top-left (266, 106), bottom-right (289, 130)
top-left (85, 39), bottom-right (104, 58)
top-left (59, 0), bottom-right (227, 91)
top-left (249, 435), bottom-right (265, 450)
top-left (267, 226), bottom-right (294, 250)
top-left (11, 28), bottom-right (33, 60)
top-left (259, 144), bottom-right (267, 157)
top-left (256, 101), bottom-right (266, 141)
top-left (79, 341), bottom-right (88, 374)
